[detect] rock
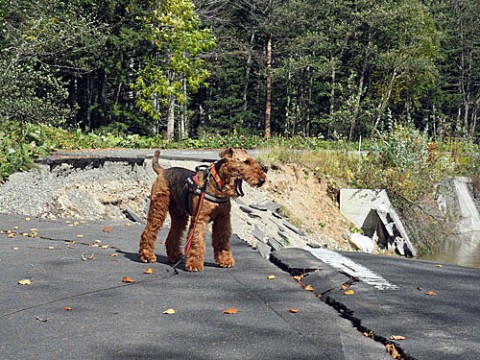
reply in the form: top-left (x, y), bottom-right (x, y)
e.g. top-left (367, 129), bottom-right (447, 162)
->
top-left (348, 233), bottom-right (374, 253)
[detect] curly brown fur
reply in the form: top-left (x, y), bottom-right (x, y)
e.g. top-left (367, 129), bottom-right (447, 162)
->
top-left (139, 148), bottom-right (267, 271)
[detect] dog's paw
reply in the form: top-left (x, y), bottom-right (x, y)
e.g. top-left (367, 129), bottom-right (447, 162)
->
top-left (185, 260), bottom-right (204, 272)
top-left (139, 250), bottom-right (157, 263)
top-left (215, 252), bottom-right (235, 268)
top-left (217, 257), bottom-right (235, 268)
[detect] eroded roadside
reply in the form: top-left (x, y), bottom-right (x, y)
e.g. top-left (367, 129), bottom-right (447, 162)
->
top-left (0, 152), bottom-right (354, 253)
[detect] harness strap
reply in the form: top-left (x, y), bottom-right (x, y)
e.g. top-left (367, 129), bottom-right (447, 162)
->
top-left (209, 163), bottom-right (224, 189)
top-left (186, 174), bottom-right (228, 205)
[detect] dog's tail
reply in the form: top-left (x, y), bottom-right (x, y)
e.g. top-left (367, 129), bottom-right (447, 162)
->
top-left (152, 150), bottom-right (163, 174)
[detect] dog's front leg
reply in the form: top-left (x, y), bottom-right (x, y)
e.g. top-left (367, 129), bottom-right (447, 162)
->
top-left (212, 214), bottom-right (235, 268)
top-left (185, 221), bottom-right (207, 272)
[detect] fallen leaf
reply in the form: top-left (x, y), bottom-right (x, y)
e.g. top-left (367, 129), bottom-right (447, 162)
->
top-left (434, 264), bottom-right (443, 268)
top-left (18, 279), bottom-right (31, 285)
top-left (303, 284), bottom-right (314, 291)
top-left (25, 217), bottom-right (31, 221)
top-left (100, 245), bottom-right (110, 249)
top-left (12, 246), bottom-right (19, 251)
top-left (386, 343), bottom-right (401, 359)
top-left (288, 308), bottom-right (299, 313)
top-left (293, 275), bottom-right (303, 282)
top-left (76, 234), bottom-right (84, 238)
top-left (341, 283), bottom-right (351, 290)
top-left (48, 246), bottom-right (55, 250)
top-left (103, 226), bottom-right (112, 233)
top-left (13, 226), bottom-right (18, 230)
top-left (424, 290), bottom-right (437, 296)
top-left (7, 233), bottom-right (14, 238)
top-left (390, 335), bottom-right (406, 341)
top-left (64, 306), bottom-right (73, 311)
top-left (267, 275), bottom-right (276, 280)
top-left (223, 308), bottom-right (239, 314)
top-left (122, 276), bottom-right (135, 283)
top-left (144, 267), bottom-right (154, 274)
top-left (110, 253), bottom-right (118, 257)
top-left (163, 308), bottom-right (176, 315)
top-left (344, 290), bottom-right (355, 295)
top-left (94, 239), bottom-right (102, 244)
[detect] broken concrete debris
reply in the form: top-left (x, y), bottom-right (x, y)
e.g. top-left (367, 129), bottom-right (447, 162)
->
top-left (340, 189), bottom-right (416, 257)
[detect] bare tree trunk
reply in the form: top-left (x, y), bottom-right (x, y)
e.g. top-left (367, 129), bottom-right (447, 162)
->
top-left (285, 66), bottom-right (292, 135)
top-left (242, 32), bottom-right (256, 114)
top-left (349, 36), bottom-right (371, 140)
top-left (373, 69), bottom-right (398, 132)
top-left (167, 94), bottom-right (175, 140)
top-left (329, 60), bottom-right (336, 122)
top-left (264, 33), bottom-right (272, 139)
top-left (180, 78), bottom-right (188, 139)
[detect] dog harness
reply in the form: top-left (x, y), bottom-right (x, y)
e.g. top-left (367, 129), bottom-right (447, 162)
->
top-left (185, 163), bottom-right (229, 216)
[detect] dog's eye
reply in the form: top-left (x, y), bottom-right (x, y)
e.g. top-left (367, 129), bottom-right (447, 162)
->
top-left (243, 159), bottom-right (251, 165)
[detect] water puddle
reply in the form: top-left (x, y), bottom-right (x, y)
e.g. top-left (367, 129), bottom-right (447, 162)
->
top-left (422, 231), bottom-right (480, 268)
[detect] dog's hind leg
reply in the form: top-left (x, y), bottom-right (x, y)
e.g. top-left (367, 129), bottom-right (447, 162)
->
top-left (139, 184), bottom-right (170, 263)
top-left (165, 209), bottom-right (188, 263)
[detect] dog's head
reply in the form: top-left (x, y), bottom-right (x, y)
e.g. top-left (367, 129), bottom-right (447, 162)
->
top-left (215, 148), bottom-right (267, 197)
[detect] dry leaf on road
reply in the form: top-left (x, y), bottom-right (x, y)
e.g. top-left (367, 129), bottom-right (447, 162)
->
top-left (424, 290), bottom-right (437, 296)
top-left (267, 275), bottom-right (275, 280)
top-left (64, 306), bottom-right (73, 311)
top-left (144, 268), bottom-right (153, 274)
top-left (303, 285), bottom-right (314, 291)
top-left (103, 226), bottom-right (112, 233)
top-left (386, 343), bottom-right (401, 359)
top-left (163, 308), bottom-right (176, 315)
top-left (390, 335), bottom-right (406, 341)
top-left (288, 308), bottom-right (299, 313)
top-left (18, 279), bottom-right (31, 285)
top-left (344, 290), bottom-right (355, 295)
top-left (223, 308), bottom-right (239, 314)
top-left (122, 276), bottom-right (135, 283)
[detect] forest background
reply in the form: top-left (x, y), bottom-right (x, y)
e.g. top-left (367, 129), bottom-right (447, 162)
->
top-left (1, 0), bottom-right (479, 141)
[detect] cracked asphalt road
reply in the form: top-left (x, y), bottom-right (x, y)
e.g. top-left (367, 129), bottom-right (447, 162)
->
top-left (0, 214), bottom-right (389, 360)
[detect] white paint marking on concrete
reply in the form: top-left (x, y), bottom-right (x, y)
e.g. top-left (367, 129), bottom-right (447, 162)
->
top-left (308, 249), bottom-right (399, 290)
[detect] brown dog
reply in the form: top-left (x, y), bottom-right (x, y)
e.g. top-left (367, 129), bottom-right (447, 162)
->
top-left (139, 148), bottom-right (267, 271)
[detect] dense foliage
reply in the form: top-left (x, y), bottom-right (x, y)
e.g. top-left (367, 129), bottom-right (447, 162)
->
top-left (0, 0), bottom-right (479, 141)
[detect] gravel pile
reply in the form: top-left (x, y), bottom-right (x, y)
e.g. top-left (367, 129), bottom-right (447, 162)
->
top-left (0, 161), bottom-right (156, 220)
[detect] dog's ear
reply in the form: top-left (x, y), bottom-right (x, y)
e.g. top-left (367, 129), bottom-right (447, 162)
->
top-left (219, 148), bottom-right (234, 159)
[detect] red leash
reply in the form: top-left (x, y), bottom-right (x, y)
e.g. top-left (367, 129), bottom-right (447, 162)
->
top-left (184, 190), bottom-right (206, 256)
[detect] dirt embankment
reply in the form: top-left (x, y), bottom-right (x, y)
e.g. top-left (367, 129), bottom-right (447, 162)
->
top-left (263, 163), bottom-right (354, 250)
